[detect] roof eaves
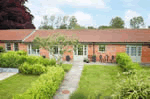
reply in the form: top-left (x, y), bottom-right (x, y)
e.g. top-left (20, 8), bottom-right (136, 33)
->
top-left (22, 29), bottom-right (36, 42)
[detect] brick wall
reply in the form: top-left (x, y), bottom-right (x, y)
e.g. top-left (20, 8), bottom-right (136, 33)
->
top-left (19, 43), bottom-right (28, 52)
top-left (88, 44), bottom-right (126, 62)
top-left (62, 46), bottom-right (73, 61)
top-left (0, 43), bottom-right (5, 48)
top-left (142, 45), bottom-right (150, 63)
top-left (40, 48), bottom-right (50, 58)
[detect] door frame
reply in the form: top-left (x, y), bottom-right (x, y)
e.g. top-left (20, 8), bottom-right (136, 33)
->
top-left (126, 45), bottom-right (142, 63)
top-left (73, 45), bottom-right (88, 61)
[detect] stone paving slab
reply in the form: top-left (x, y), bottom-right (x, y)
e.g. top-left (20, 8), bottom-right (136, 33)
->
top-left (53, 61), bottom-right (84, 99)
top-left (0, 72), bottom-right (17, 81)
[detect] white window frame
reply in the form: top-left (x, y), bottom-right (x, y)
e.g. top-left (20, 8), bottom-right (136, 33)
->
top-left (5, 43), bottom-right (11, 51)
top-left (13, 43), bottom-right (19, 51)
top-left (27, 44), bottom-right (40, 56)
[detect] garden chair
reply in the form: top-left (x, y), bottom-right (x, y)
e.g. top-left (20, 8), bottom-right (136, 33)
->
top-left (99, 55), bottom-right (103, 63)
top-left (111, 55), bottom-right (115, 63)
top-left (104, 55), bottom-right (109, 63)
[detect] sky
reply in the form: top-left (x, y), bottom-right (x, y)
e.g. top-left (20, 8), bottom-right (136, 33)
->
top-left (25, 0), bottom-right (150, 29)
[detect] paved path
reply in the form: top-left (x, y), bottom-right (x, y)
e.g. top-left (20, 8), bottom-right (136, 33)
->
top-left (53, 61), bottom-right (84, 99)
top-left (0, 72), bottom-right (17, 81)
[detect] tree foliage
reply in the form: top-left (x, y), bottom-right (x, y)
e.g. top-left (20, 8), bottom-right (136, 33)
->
top-left (130, 16), bottom-right (144, 29)
top-left (110, 17), bottom-right (124, 28)
top-left (98, 25), bottom-right (112, 29)
top-left (0, 0), bottom-right (35, 29)
top-left (33, 33), bottom-right (80, 65)
top-left (88, 26), bottom-right (95, 29)
top-left (68, 16), bottom-right (77, 29)
top-left (39, 15), bottom-right (54, 30)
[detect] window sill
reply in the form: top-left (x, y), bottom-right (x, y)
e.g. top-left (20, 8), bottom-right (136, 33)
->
top-left (98, 51), bottom-right (105, 53)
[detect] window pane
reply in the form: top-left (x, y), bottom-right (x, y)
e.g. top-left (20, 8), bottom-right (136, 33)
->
top-left (138, 47), bottom-right (141, 56)
top-left (131, 47), bottom-right (136, 56)
top-left (84, 45), bottom-right (87, 55)
top-left (54, 46), bottom-right (58, 54)
top-left (99, 45), bottom-right (105, 51)
top-left (6, 43), bottom-right (11, 51)
top-left (14, 43), bottom-right (19, 51)
top-left (78, 46), bottom-right (83, 55)
top-left (126, 47), bottom-right (129, 55)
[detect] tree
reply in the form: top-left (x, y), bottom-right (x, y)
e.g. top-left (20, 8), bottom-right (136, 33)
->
top-left (68, 16), bottom-right (77, 29)
top-left (55, 16), bottom-right (63, 29)
top-left (88, 26), bottom-right (95, 29)
top-left (74, 24), bottom-right (86, 29)
top-left (130, 16), bottom-right (144, 29)
top-left (110, 17), bottom-right (124, 28)
top-left (33, 33), bottom-right (80, 65)
top-left (50, 15), bottom-right (55, 27)
top-left (0, 0), bottom-right (35, 29)
top-left (59, 24), bottom-right (67, 29)
top-left (98, 26), bottom-right (112, 29)
top-left (39, 15), bottom-right (53, 30)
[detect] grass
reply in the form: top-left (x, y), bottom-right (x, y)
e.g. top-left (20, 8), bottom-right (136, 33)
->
top-left (62, 64), bottom-right (72, 72)
top-left (0, 74), bottom-right (39, 99)
top-left (70, 65), bottom-right (124, 99)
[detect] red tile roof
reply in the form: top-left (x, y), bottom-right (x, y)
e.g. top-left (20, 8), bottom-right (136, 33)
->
top-left (24, 29), bottom-right (150, 43)
top-left (0, 29), bottom-right (34, 41)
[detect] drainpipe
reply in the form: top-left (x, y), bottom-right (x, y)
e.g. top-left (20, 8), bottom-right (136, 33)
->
top-left (93, 42), bottom-right (95, 55)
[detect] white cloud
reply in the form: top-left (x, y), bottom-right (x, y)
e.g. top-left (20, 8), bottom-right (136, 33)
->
top-left (124, 10), bottom-right (140, 28)
top-left (38, 0), bottom-right (107, 9)
top-left (145, 14), bottom-right (150, 28)
top-left (72, 11), bottom-right (96, 27)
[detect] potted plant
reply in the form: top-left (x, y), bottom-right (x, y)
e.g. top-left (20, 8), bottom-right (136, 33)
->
top-left (86, 59), bottom-right (90, 63)
top-left (92, 54), bottom-right (96, 62)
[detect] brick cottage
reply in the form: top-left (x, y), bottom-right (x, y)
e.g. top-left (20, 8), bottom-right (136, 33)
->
top-left (0, 29), bottom-right (150, 64)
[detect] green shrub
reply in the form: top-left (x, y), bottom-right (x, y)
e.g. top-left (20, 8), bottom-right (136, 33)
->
top-left (25, 56), bottom-right (43, 65)
top-left (19, 62), bottom-right (46, 75)
top-left (25, 56), bottom-right (56, 66)
top-left (113, 71), bottom-right (150, 99)
top-left (32, 64), bottom-right (46, 75)
top-left (116, 53), bottom-right (132, 67)
top-left (14, 67), bottom-right (65, 99)
top-left (0, 46), bottom-right (5, 53)
top-left (16, 50), bottom-right (27, 56)
top-left (39, 58), bottom-right (56, 66)
top-left (0, 52), bottom-right (21, 68)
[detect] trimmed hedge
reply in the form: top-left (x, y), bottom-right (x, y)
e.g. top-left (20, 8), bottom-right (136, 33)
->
top-left (116, 53), bottom-right (141, 71)
top-left (0, 46), bottom-right (5, 53)
top-left (13, 67), bottom-right (65, 99)
top-left (0, 52), bottom-right (25, 68)
top-left (0, 51), bottom-right (56, 68)
top-left (19, 62), bottom-right (46, 75)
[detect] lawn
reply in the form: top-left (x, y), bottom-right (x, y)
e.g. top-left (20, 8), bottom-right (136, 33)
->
top-left (70, 65), bottom-right (125, 99)
top-left (62, 64), bottom-right (72, 72)
top-left (0, 74), bottom-right (39, 99)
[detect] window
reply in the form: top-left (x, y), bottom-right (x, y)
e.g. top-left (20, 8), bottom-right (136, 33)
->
top-left (14, 43), bottom-right (19, 51)
top-left (138, 47), bottom-right (142, 56)
top-left (131, 47), bottom-right (136, 56)
top-left (6, 43), bottom-right (11, 51)
top-left (84, 45), bottom-right (87, 55)
top-left (54, 46), bottom-right (58, 54)
top-left (28, 44), bottom-right (40, 55)
top-left (99, 45), bottom-right (105, 52)
top-left (126, 47), bottom-right (129, 55)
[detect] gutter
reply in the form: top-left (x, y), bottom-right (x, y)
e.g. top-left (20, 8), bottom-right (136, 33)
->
top-left (22, 29), bottom-right (36, 42)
